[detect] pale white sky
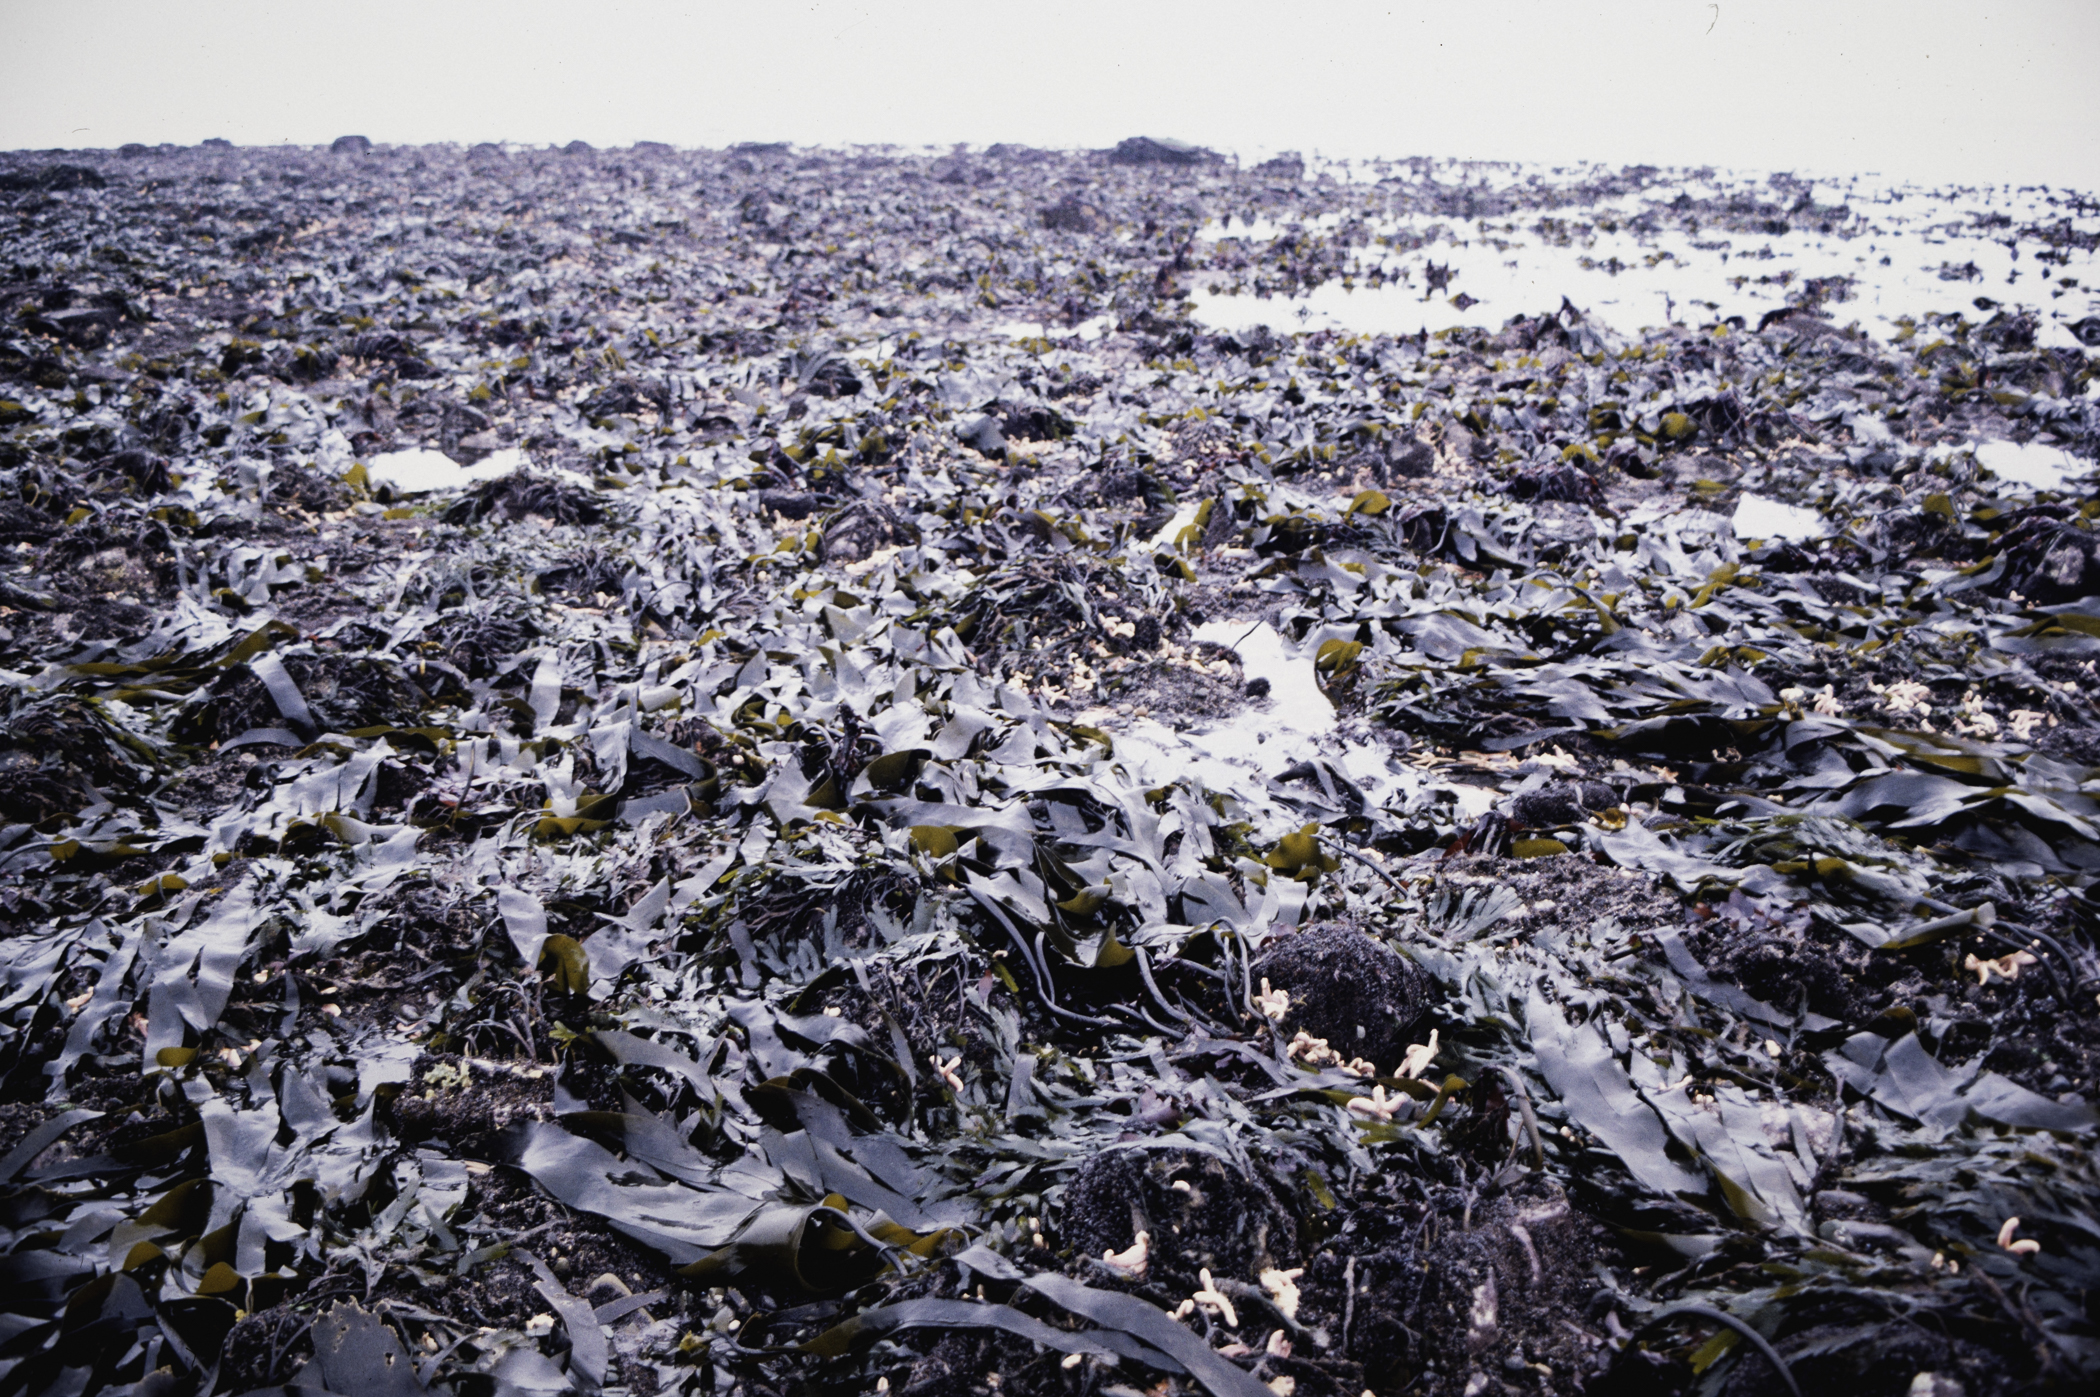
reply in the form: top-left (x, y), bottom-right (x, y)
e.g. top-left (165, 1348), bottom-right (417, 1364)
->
top-left (4, 1), bottom-right (2096, 189)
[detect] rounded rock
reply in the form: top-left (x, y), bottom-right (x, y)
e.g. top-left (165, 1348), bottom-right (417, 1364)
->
top-left (1251, 924), bottom-right (1433, 1075)
top-left (1061, 1145), bottom-right (1295, 1285)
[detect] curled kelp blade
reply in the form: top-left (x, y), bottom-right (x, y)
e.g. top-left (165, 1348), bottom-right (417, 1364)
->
top-left (755, 1297), bottom-right (1180, 1371)
top-left (677, 1194), bottom-right (952, 1295)
top-left (753, 1266), bottom-right (1278, 1397)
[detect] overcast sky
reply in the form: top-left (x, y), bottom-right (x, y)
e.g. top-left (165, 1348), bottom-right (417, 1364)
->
top-left (5, 1), bottom-right (2096, 188)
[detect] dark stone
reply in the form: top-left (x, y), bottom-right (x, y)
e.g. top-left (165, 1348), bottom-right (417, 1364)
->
top-left (803, 358), bottom-right (861, 399)
top-left (562, 140), bottom-right (595, 155)
top-left (1251, 924), bottom-right (1433, 1073)
top-left (30, 305), bottom-right (119, 348)
top-left (1061, 1145), bottom-right (1295, 1286)
top-left (1721, 936), bottom-right (1856, 1019)
top-left (0, 164), bottom-right (105, 193)
top-left (1811, 1190), bottom-right (1885, 1224)
top-left (1097, 468), bottom-right (1149, 503)
top-left (442, 473), bottom-right (604, 527)
top-left (1350, 1182), bottom-right (1602, 1393)
top-left (1975, 309), bottom-right (2037, 350)
top-left (1507, 460), bottom-right (1607, 508)
top-left (579, 381), bottom-right (647, 418)
top-left (1379, 434), bottom-right (1436, 480)
top-left (1244, 676), bottom-right (1272, 699)
top-left (283, 344), bottom-right (339, 381)
top-left (0, 501), bottom-right (58, 546)
top-left (898, 1331), bottom-right (986, 1397)
top-left (820, 502), bottom-right (914, 565)
top-left (1039, 195), bottom-right (1099, 233)
top-left (756, 491), bottom-right (832, 521)
top-left (1753, 542), bottom-right (1817, 573)
top-left (1106, 136), bottom-right (1216, 167)
top-left (997, 403), bottom-right (1072, 441)
top-left (329, 135), bottom-right (372, 155)
top-left (1807, 573), bottom-right (1874, 605)
top-left (0, 760), bottom-right (92, 823)
top-left (199, 138), bottom-right (233, 150)
top-left (1508, 784), bottom-right (1586, 828)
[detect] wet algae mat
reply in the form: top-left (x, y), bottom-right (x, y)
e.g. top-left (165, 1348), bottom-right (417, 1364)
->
top-left (0, 139), bottom-right (2097, 1397)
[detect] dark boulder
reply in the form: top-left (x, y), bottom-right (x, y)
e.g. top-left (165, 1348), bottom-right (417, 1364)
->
top-left (442, 472), bottom-right (604, 527)
top-left (1507, 460), bottom-right (1607, 508)
top-left (998, 403), bottom-right (1072, 442)
top-left (578, 380), bottom-right (648, 419)
top-left (1251, 925), bottom-right (1433, 1075)
top-left (756, 491), bottom-right (834, 521)
top-left (1039, 195), bottom-right (1100, 233)
top-left (1351, 1182), bottom-right (1605, 1395)
top-left (1366, 433), bottom-right (1435, 481)
top-left (1508, 781), bottom-right (1617, 829)
top-left (28, 304), bottom-right (121, 349)
top-left (1106, 136), bottom-right (1216, 167)
top-left (0, 164), bottom-right (105, 193)
top-left (802, 358), bottom-right (862, 399)
top-left (1061, 1145), bottom-right (1295, 1287)
top-left (329, 135), bottom-right (371, 155)
top-left (820, 502), bottom-right (915, 565)
top-left (0, 758), bottom-right (92, 824)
